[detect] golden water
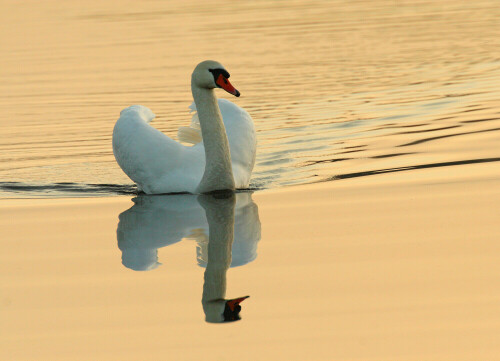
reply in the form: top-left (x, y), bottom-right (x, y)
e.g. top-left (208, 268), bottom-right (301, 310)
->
top-left (1, 0), bottom-right (500, 195)
top-left (2, 1), bottom-right (500, 360)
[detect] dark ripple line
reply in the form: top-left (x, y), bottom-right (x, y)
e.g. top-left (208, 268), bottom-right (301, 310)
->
top-left (321, 157), bottom-right (500, 182)
top-left (301, 158), bottom-right (352, 167)
top-left (461, 117), bottom-right (500, 124)
top-left (0, 182), bottom-right (263, 197)
top-left (371, 152), bottom-right (415, 159)
top-left (395, 125), bottom-right (461, 135)
top-left (0, 182), bottom-right (138, 196)
top-left (399, 127), bottom-right (500, 147)
top-left (461, 107), bottom-right (488, 113)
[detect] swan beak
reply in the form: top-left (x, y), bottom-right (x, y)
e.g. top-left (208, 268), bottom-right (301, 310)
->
top-left (216, 74), bottom-right (240, 97)
top-left (226, 296), bottom-right (249, 311)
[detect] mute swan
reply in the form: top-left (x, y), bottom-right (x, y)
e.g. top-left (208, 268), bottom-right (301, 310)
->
top-left (112, 60), bottom-right (256, 194)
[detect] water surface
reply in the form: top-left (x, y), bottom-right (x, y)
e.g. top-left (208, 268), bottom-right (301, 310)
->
top-left (2, 2), bottom-right (500, 359)
top-left (2, 167), bottom-right (500, 360)
top-left (1, 0), bottom-right (500, 196)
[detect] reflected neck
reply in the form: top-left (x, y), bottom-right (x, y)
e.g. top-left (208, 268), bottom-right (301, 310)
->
top-left (191, 85), bottom-right (235, 193)
top-left (200, 194), bottom-right (236, 321)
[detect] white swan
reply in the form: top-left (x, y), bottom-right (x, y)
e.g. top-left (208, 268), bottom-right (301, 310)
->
top-left (112, 60), bottom-right (256, 194)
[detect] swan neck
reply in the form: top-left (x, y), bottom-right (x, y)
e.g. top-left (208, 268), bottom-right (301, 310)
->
top-left (192, 84), bottom-right (235, 193)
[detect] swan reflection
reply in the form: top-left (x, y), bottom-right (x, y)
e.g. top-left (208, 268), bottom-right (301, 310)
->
top-left (116, 191), bottom-right (261, 322)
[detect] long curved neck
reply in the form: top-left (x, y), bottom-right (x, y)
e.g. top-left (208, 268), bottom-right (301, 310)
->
top-left (191, 85), bottom-right (235, 193)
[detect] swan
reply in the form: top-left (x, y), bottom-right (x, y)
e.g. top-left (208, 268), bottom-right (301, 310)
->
top-left (112, 60), bottom-right (256, 194)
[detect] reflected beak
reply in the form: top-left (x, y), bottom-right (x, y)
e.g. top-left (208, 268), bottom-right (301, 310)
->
top-left (226, 296), bottom-right (249, 311)
top-left (216, 74), bottom-right (240, 97)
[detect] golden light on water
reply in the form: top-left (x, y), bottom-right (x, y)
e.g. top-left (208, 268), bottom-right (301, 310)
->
top-left (1, 1), bottom-right (500, 359)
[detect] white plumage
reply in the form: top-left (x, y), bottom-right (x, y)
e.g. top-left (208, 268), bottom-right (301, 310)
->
top-left (113, 100), bottom-right (255, 193)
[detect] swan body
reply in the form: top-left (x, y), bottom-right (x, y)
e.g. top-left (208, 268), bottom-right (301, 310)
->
top-left (113, 61), bottom-right (256, 194)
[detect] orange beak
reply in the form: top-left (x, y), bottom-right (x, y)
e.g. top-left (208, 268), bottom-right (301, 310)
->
top-left (216, 74), bottom-right (240, 97)
top-left (226, 296), bottom-right (249, 311)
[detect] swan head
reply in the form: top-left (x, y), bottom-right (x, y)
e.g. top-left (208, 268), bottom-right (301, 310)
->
top-left (192, 60), bottom-right (240, 97)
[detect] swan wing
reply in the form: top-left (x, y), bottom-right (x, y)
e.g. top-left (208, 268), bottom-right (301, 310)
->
top-left (113, 105), bottom-right (203, 193)
top-left (117, 100), bottom-right (256, 193)
top-left (177, 109), bottom-right (202, 144)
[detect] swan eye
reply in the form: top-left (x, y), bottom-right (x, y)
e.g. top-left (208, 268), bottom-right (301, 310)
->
top-left (209, 68), bottom-right (230, 84)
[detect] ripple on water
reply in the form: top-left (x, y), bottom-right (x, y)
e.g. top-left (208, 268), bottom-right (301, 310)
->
top-left (0, 182), bottom-right (138, 198)
top-left (1, 1), bottom-right (500, 197)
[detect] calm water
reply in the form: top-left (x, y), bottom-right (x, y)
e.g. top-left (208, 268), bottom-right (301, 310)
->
top-left (1, 0), bottom-right (500, 197)
top-left (3, 2), bottom-right (500, 359)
